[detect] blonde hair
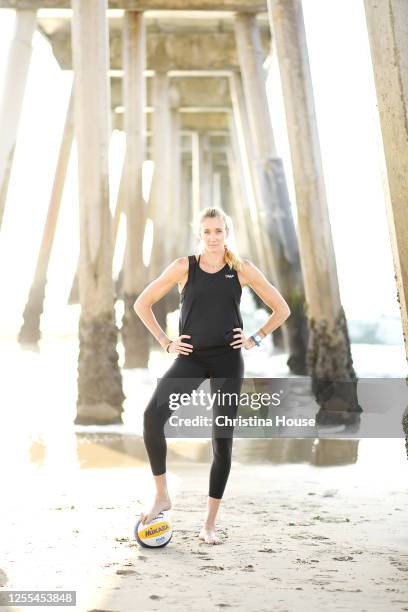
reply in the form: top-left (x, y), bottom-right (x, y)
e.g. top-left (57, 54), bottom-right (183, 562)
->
top-left (195, 207), bottom-right (243, 272)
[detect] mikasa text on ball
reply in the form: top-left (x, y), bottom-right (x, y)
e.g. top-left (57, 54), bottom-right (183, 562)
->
top-left (134, 512), bottom-right (173, 548)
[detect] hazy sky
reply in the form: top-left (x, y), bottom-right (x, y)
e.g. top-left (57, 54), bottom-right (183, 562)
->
top-left (0, 2), bottom-right (402, 338)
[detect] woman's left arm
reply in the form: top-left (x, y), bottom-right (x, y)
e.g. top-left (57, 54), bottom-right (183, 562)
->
top-left (231, 260), bottom-right (291, 350)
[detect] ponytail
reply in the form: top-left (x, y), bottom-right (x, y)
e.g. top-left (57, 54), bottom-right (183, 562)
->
top-left (224, 245), bottom-right (243, 272)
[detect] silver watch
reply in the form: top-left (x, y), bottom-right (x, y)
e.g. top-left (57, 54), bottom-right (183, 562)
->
top-left (251, 333), bottom-right (264, 347)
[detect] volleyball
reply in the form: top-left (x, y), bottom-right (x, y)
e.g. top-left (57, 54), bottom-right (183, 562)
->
top-left (134, 512), bottom-right (173, 548)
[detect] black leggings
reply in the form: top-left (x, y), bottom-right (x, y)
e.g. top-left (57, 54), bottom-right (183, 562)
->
top-left (143, 349), bottom-right (244, 499)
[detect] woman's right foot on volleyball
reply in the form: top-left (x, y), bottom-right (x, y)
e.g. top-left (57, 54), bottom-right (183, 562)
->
top-left (140, 494), bottom-right (172, 525)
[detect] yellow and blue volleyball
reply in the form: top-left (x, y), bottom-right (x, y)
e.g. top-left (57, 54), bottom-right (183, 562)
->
top-left (134, 512), bottom-right (173, 548)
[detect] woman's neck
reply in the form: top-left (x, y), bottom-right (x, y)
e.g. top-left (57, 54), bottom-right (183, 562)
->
top-left (201, 251), bottom-right (225, 267)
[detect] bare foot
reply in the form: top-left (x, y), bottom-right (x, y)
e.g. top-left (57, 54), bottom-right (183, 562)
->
top-left (198, 525), bottom-right (223, 545)
top-left (140, 494), bottom-right (171, 525)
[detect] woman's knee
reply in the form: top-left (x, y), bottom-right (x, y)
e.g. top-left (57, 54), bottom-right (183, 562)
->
top-left (143, 395), bottom-right (172, 437)
top-left (212, 437), bottom-right (233, 463)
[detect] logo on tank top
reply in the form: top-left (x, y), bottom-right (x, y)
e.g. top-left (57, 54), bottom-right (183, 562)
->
top-left (225, 274), bottom-right (234, 278)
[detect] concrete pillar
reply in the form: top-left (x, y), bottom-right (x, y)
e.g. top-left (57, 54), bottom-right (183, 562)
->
top-left (364, 0), bottom-right (408, 363)
top-left (234, 13), bottom-right (307, 374)
top-left (229, 78), bottom-right (285, 350)
top-left (18, 88), bottom-right (74, 346)
top-left (364, 0), bottom-right (408, 450)
top-left (112, 161), bottom-right (125, 254)
top-left (191, 132), bottom-right (200, 224)
top-left (169, 87), bottom-right (182, 260)
top-left (268, 0), bottom-right (360, 411)
top-left (148, 71), bottom-right (172, 330)
top-left (229, 74), bottom-right (270, 274)
top-left (212, 170), bottom-right (221, 209)
top-left (225, 147), bottom-right (251, 259)
top-left (220, 170), bottom-right (232, 215)
top-left (120, 10), bottom-right (150, 369)
top-left (164, 96), bottom-right (183, 314)
top-left (113, 160), bottom-right (125, 299)
top-left (0, 9), bottom-right (37, 229)
top-left (200, 132), bottom-right (213, 209)
top-left (192, 131), bottom-right (213, 214)
top-left (181, 157), bottom-right (195, 255)
top-left (149, 72), bottom-right (171, 279)
top-left (228, 106), bottom-right (262, 268)
top-left (71, 0), bottom-right (125, 424)
top-left (71, 129), bottom-right (125, 306)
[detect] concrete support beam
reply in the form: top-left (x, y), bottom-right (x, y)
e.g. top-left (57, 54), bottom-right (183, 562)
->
top-left (169, 76), bottom-right (231, 109)
top-left (219, 169), bottom-right (231, 215)
top-left (212, 170), bottom-right (221, 209)
top-left (170, 105), bottom-right (182, 257)
top-left (163, 97), bottom-right (184, 314)
top-left (225, 146), bottom-right (251, 258)
top-left (192, 131), bottom-right (213, 210)
top-left (0, 9), bottom-right (37, 229)
top-left (235, 12), bottom-right (307, 373)
top-left (0, 1), bottom-right (267, 10)
top-left (112, 160), bottom-right (125, 251)
top-left (37, 23), bottom-right (270, 71)
top-left (112, 109), bottom-right (229, 132)
top-left (111, 75), bottom-right (231, 111)
top-left (191, 129), bottom-right (217, 221)
top-left (180, 159), bottom-right (195, 255)
top-left (71, 0), bottom-right (124, 424)
top-left (148, 71), bottom-right (172, 328)
top-left (364, 0), bottom-right (408, 365)
top-left (227, 119), bottom-right (258, 262)
top-left (163, 111), bottom-right (230, 132)
top-left (110, 69), bottom-right (234, 77)
top-left (191, 132), bottom-right (200, 228)
top-left (69, 123), bottom-right (124, 307)
top-left (229, 74), bottom-right (269, 273)
top-left (268, 0), bottom-right (357, 403)
top-left (120, 10), bottom-right (150, 368)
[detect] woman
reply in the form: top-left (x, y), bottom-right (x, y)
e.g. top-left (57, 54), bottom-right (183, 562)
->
top-left (134, 207), bottom-right (291, 545)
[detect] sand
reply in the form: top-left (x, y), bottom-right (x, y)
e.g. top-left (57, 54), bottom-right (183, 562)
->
top-left (1, 340), bottom-right (408, 611)
top-left (1, 438), bottom-right (408, 612)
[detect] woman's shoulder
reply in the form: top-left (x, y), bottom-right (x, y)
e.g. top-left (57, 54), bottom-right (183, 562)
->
top-left (237, 258), bottom-right (254, 274)
top-left (173, 256), bottom-right (191, 274)
top-left (236, 258), bottom-right (259, 283)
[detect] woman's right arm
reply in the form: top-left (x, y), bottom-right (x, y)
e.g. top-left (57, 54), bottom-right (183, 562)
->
top-left (134, 257), bottom-right (189, 351)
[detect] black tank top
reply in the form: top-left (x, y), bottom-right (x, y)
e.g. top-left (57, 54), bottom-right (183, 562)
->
top-left (178, 254), bottom-right (243, 357)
